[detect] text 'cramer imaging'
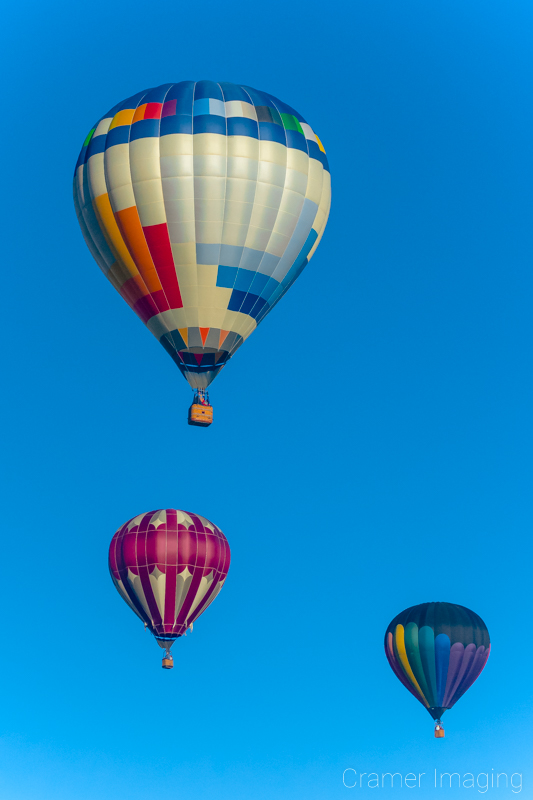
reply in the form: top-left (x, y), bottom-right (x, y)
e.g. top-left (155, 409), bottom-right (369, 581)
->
top-left (342, 769), bottom-right (522, 793)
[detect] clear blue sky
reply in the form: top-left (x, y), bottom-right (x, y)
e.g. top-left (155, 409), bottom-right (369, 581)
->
top-left (1, 1), bottom-right (532, 798)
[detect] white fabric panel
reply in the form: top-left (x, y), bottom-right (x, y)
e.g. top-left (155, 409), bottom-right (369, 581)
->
top-left (305, 158), bottom-right (324, 205)
top-left (197, 265), bottom-right (217, 287)
top-left (225, 100), bottom-right (257, 120)
top-left (225, 177), bottom-right (258, 204)
top-left (162, 176), bottom-right (194, 201)
top-left (194, 154), bottom-right (226, 178)
top-left (259, 140), bottom-right (287, 166)
top-left (245, 225), bottom-right (275, 252)
top-left (223, 200), bottom-right (254, 226)
top-left (169, 307), bottom-right (188, 330)
top-left (272, 198), bottom-right (319, 281)
top-left (219, 308), bottom-right (257, 338)
top-left (300, 122), bottom-right (317, 141)
top-left (104, 141), bottom-right (130, 185)
top-left (160, 133), bottom-right (193, 157)
top-left (130, 138), bottom-right (162, 182)
top-left (135, 198), bottom-right (166, 227)
top-left (87, 152), bottom-right (107, 199)
top-left (195, 219), bottom-right (223, 243)
top-left (132, 178), bottom-right (165, 209)
top-left (209, 98), bottom-right (225, 116)
top-left (253, 182), bottom-right (284, 209)
top-left (308, 171), bottom-right (332, 260)
top-left (167, 220), bottom-right (196, 243)
top-left (149, 569), bottom-right (167, 618)
top-left (287, 148), bottom-right (309, 175)
top-left (249, 204), bottom-right (278, 231)
top-left (273, 210), bottom-right (300, 239)
top-left (257, 160), bottom-right (286, 188)
top-left (165, 197), bottom-right (194, 222)
top-left (104, 142), bottom-right (135, 215)
top-left (284, 167), bottom-right (308, 196)
top-left (130, 138), bottom-right (167, 227)
top-left (195, 176), bottom-right (225, 201)
top-left (94, 117), bottom-right (112, 137)
top-left (265, 231), bottom-right (291, 257)
top-left (227, 135), bottom-right (258, 161)
top-left (175, 569), bottom-right (193, 615)
top-left (108, 184), bottom-right (134, 214)
top-left (104, 143), bottom-right (136, 212)
top-left (221, 222), bottom-right (250, 247)
top-left (149, 509), bottom-right (167, 526)
top-left (311, 169), bottom-right (331, 236)
top-left (194, 198), bottom-right (225, 222)
top-left (197, 306), bottom-right (228, 329)
top-left (162, 133), bottom-right (195, 243)
top-left (176, 511), bottom-right (194, 526)
top-left (262, 147), bottom-right (310, 268)
top-left (279, 188), bottom-right (306, 217)
top-left (171, 243), bottom-right (196, 265)
top-left (193, 133), bottom-right (226, 156)
top-left (187, 572), bottom-right (215, 618)
top-left (161, 154), bottom-right (193, 178)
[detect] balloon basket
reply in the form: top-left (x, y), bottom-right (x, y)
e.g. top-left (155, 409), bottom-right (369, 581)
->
top-left (434, 722), bottom-right (445, 738)
top-left (162, 656), bottom-right (174, 669)
top-left (188, 403), bottom-right (213, 427)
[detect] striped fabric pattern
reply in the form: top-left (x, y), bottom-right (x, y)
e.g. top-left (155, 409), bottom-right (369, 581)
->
top-left (384, 602), bottom-right (491, 720)
top-left (74, 80), bottom-right (331, 389)
top-left (109, 509), bottom-right (231, 650)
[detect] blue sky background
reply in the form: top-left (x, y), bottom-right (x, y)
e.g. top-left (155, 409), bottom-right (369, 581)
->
top-left (1, 0), bottom-right (532, 797)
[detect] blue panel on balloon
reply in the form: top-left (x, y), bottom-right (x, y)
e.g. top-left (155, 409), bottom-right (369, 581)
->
top-left (227, 117), bottom-right (258, 138)
top-left (193, 98), bottom-right (211, 116)
top-left (130, 119), bottom-right (160, 140)
top-left (258, 121), bottom-right (286, 145)
top-left (193, 115), bottom-right (226, 135)
top-left (194, 80), bottom-right (224, 101)
top-left (246, 271), bottom-right (271, 295)
top-left (233, 268), bottom-right (259, 293)
top-left (307, 140), bottom-right (322, 162)
top-left (219, 244), bottom-right (243, 268)
top-left (196, 243), bottom-right (221, 265)
top-left (165, 82), bottom-right (195, 114)
top-left (242, 293), bottom-right (268, 318)
top-left (105, 125), bottom-right (130, 148)
top-left (216, 265), bottom-right (238, 289)
top-left (285, 129), bottom-right (308, 153)
top-left (160, 115), bottom-right (192, 135)
top-left (87, 135), bottom-right (106, 158)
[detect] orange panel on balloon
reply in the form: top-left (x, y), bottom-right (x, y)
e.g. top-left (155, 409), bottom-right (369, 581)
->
top-left (114, 207), bottom-right (163, 296)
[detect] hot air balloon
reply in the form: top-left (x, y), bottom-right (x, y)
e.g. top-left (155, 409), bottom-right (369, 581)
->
top-left (109, 509), bottom-right (230, 668)
top-left (74, 80), bottom-right (331, 426)
top-left (384, 602), bottom-right (490, 737)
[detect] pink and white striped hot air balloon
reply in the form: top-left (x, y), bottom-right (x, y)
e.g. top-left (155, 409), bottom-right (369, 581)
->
top-left (109, 508), bottom-right (230, 668)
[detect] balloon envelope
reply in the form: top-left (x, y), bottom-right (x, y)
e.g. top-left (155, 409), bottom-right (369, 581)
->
top-left (385, 602), bottom-right (490, 720)
top-left (109, 509), bottom-right (230, 649)
top-left (74, 80), bottom-right (331, 388)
